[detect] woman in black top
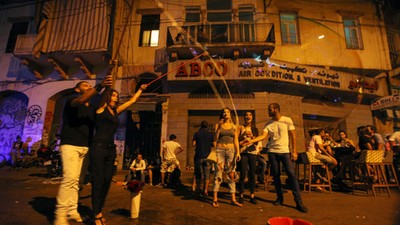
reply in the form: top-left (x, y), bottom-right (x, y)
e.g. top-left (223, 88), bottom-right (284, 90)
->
top-left (91, 84), bottom-right (147, 225)
top-left (238, 111), bottom-right (260, 204)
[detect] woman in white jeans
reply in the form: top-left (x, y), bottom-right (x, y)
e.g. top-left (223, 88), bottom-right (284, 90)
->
top-left (212, 107), bottom-right (242, 207)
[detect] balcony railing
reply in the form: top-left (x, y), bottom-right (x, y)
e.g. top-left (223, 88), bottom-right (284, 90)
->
top-left (167, 22), bottom-right (274, 46)
top-left (390, 50), bottom-right (400, 68)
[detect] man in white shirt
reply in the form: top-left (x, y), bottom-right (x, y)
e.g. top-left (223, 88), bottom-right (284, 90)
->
top-left (245, 103), bottom-right (308, 213)
top-left (129, 153), bottom-right (146, 182)
top-left (307, 128), bottom-right (337, 167)
top-left (160, 134), bottom-right (184, 187)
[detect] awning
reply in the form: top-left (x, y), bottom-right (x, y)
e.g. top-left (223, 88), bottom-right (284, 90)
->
top-left (370, 94), bottom-right (400, 110)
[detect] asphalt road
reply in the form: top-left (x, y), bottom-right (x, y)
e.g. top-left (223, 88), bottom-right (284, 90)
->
top-left (0, 166), bottom-right (399, 225)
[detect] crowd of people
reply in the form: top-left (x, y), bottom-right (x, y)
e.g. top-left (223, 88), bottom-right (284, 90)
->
top-left (11, 76), bottom-right (400, 223)
top-left (125, 104), bottom-right (308, 213)
top-left (305, 124), bottom-right (400, 190)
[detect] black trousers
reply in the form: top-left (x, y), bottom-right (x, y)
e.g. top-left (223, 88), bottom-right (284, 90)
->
top-left (90, 143), bottom-right (116, 215)
top-left (239, 153), bottom-right (257, 195)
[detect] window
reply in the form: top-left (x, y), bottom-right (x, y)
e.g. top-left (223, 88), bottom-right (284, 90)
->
top-left (139, 15), bottom-right (160, 47)
top-left (6, 22), bottom-right (29, 53)
top-left (207, 0), bottom-right (232, 22)
top-left (280, 12), bottom-right (299, 44)
top-left (207, 0), bottom-right (232, 43)
top-left (185, 6), bottom-right (200, 23)
top-left (238, 5), bottom-right (255, 42)
top-left (343, 18), bottom-right (363, 49)
top-left (238, 5), bottom-right (254, 22)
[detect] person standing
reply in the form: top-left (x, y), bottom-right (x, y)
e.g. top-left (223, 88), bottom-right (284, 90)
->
top-left (192, 120), bottom-right (214, 196)
top-left (160, 134), bottom-right (184, 187)
top-left (238, 111), bottom-right (260, 204)
top-left (245, 103), bottom-right (308, 213)
top-left (90, 84), bottom-right (147, 225)
top-left (212, 107), bottom-right (242, 208)
top-left (54, 76), bottom-right (112, 225)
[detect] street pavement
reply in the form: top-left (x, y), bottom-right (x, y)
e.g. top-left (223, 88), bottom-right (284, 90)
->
top-left (0, 166), bottom-right (399, 225)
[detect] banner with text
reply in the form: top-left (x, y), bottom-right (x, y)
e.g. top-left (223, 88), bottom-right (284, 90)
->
top-left (168, 58), bottom-right (385, 96)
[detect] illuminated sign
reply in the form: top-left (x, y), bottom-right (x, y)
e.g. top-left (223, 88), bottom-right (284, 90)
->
top-left (168, 58), bottom-right (384, 95)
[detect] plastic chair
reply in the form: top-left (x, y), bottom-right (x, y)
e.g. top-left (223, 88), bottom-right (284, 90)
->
top-left (267, 217), bottom-right (293, 225)
top-left (293, 219), bottom-right (313, 225)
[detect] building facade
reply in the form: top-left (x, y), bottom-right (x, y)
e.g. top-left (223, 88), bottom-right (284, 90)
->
top-left (0, 0), bottom-right (397, 168)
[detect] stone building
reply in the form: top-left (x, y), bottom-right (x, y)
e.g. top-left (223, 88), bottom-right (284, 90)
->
top-left (0, 0), bottom-right (398, 168)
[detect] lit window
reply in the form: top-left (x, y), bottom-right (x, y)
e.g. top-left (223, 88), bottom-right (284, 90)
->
top-left (343, 18), bottom-right (363, 49)
top-left (140, 15), bottom-right (160, 47)
top-left (280, 12), bottom-right (299, 44)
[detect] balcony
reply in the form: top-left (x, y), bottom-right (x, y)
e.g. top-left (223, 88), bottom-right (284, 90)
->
top-left (166, 22), bottom-right (275, 61)
top-left (13, 34), bottom-right (111, 79)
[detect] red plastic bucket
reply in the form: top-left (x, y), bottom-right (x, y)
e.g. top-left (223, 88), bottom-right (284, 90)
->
top-left (267, 217), bottom-right (293, 225)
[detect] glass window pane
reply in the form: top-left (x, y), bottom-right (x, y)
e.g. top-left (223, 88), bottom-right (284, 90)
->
top-left (207, 12), bottom-right (231, 22)
top-left (344, 19), bottom-right (356, 26)
top-left (150, 30), bottom-right (159, 46)
top-left (141, 15), bottom-right (160, 30)
top-left (280, 14), bottom-right (296, 21)
top-left (239, 11), bottom-right (253, 21)
top-left (186, 13), bottom-right (200, 22)
top-left (186, 6), bottom-right (200, 22)
top-left (207, 0), bottom-right (231, 10)
top-left (142, 31), bottom-right (151, 46)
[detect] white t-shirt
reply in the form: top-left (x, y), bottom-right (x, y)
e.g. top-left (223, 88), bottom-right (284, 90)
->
top-left (162, 140), bottom-right (181, 160)
top-left (389, 131), bottom-right (400, 145)
top-left (264, 116), bottom-right (295, 154)
top-left (130, 159), bottom-right (146, 171)
top-left (307, 135), bottom-right (323, 156)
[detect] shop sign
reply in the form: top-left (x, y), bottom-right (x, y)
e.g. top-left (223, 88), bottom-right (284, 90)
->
top-left (370, 94), bottom-right (400, 110)
top-left (168, 58), bottom-right (382, 95)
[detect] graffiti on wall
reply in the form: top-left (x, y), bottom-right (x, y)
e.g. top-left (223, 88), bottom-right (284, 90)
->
top-left (24, 104), bottom-right (45, 147)
top-left (26, 105), bottom-right (42, 125)
top-left (0, 93), bottom-right (28, 161)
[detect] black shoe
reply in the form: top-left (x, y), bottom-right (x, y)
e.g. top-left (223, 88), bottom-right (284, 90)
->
top-left (238, 196), bottom-right (244, 204)
top-left (250, 197), bottom-right (257, 204)
top-left (273, 198), bottom-right (283, 206)
top-left (296, 202), bottom-right (308, 213)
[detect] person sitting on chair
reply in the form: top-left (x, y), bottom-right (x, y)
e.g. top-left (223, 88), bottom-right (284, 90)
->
top-left (129, 153), bottom-right (146, 182)
top-left (307, 128), bottom-right (338, 189)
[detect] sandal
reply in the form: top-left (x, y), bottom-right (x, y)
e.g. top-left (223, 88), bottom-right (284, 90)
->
top-left (231, 200), bottom-right (243, 207)
top-left (94, 217), bottom-right (105, 225)
top-left (212, 201), bottom-right (219, 208)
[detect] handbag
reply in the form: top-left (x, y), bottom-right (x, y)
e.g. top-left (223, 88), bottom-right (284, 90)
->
top-left (206, 149), bottom-right (217, 164)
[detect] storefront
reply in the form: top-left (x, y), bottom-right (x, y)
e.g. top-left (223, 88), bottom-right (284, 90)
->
top-left (163, 57), bottom-right (387, 167)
